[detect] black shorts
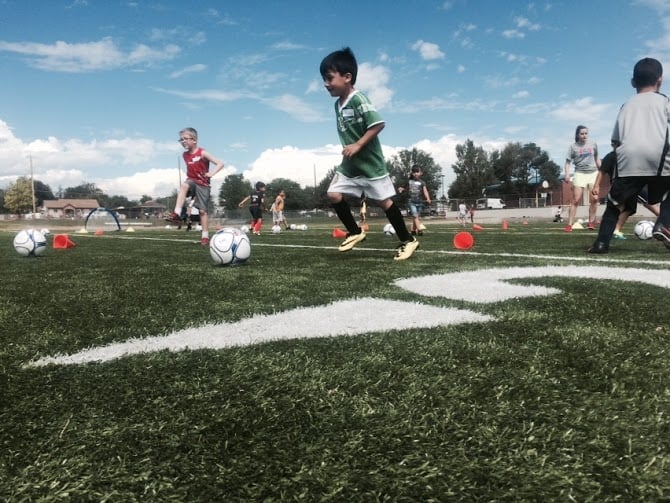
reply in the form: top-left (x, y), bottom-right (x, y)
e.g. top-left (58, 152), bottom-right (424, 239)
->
top-left (608, 176), bottom-right (670, 213)
top-left (249, 207), bottom-right (263, 219)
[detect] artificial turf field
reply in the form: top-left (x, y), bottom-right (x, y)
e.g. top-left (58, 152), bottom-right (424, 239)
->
top-left (1, 219), bottom-right (670, 501)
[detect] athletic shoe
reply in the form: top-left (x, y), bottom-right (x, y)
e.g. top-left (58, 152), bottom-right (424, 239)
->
top-left (564, 224), bottom-right (572, 232)
top-left (588, 221), bottom-right (596, 230)
top-left (165, 211), bottom-right (181, 224)
top-left (588, 241), bottom-right (609, 254)
top-left (394, 237), bottom-right (419, 261)
top-left (201, 237), bottom-right (209, 246)
top-left (652, 222), bottom-right (670, 249)
top-left (612, 231), bottom-right (626, 240)
top-left (338, 231), bottom-right (366, 252)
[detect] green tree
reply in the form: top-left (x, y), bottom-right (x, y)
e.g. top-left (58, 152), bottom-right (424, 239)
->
top-left (33, 180), bottom-right (55, 206)
top-left (313, 167), bottom-right (337, 209)
top-left (4, 177), bottom-right (34, 215)
top-left (490, 142), bottom-right (560, 197)
top-left (266, 178), bottom-right (310, 210)
top-left (386, 148), bottom-right (442, 201)
top-left (63, 182), bottom-right (105, 201)
top-left (448, 139), bottom-right (494, 200)
top-left (219, 174), bottom-right (253, 210)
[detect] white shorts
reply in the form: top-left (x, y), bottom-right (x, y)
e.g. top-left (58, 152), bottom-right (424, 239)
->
top-left (272, 210), bottom-right (284, 222)
top-left (327, 172), bottom-right (396, 201)
top-left (572, 171), bottom-right (598, 189)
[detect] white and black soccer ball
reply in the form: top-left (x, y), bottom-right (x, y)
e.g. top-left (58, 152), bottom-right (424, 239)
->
top-left (634, 220), bottom-right (654, 240)
top-left (13, 229), bottom-right (47, 257)
top-left (209, 227), bottom-right (251, 266)
top-left (271, 225), bottom-right (281, 234)
top-left (239, 225), bottom-right (249, 234)
top-left (383, 223), bottom-right (396, 236)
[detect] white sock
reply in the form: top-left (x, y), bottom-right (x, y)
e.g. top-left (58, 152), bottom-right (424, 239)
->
top-left (202, 231), bottom-right (209, 239)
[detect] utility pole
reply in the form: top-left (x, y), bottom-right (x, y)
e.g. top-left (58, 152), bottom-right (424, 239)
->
top-left (30, 155), bottom-right (36, 215)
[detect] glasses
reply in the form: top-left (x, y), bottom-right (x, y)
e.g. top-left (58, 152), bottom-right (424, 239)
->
top-left (179, 137), bottom-right (194, 142)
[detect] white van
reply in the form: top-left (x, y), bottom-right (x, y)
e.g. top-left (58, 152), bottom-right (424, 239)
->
top-left (476, 198), bottom-right (506, 209)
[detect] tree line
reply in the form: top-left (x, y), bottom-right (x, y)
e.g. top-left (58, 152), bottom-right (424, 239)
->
top-left (0, 142), bottom-right (559, 215)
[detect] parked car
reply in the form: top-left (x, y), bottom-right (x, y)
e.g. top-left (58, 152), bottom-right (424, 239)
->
top-left (476, 198), bottom-right (506, 209)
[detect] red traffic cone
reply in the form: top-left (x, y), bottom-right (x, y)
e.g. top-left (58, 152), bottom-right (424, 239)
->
top-left (332, 228), bottom-right (347, 238)
top-left (453, 231), bottom-right (474, 250)
top-left (502, 220), bottom-right (509, 231)
top-left (472, 223), bottom-right (484, 231)
top-left (53, 234), bottom-right (77, 249)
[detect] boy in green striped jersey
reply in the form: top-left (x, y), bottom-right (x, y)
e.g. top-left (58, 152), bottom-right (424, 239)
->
top-left (320, 47), bottom-right (418, 261)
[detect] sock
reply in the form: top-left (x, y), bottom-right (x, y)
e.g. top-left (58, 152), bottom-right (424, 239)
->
top-left (173, 206), bottom-right (180, 215)
top-left (385, 203), bottom-right (412, 242)
top-left (202, 231), bottom-right (209, 239)
top-left (658, 198), bottom-right (670, 228)
top-left (595, 203), bottom-right (620, 245)
top-left (332, 200), bottom-right (360, 234)
top-left (254, 219), bottom-right (262, 232)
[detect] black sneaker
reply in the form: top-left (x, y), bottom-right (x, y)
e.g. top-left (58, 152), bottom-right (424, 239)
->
top-left (652, 221), bottom-right (670, 244)
top-left (588, 241), bottom-right (609, 254)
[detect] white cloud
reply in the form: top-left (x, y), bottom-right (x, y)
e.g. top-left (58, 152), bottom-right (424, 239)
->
top-left (0, 37), bottom-right (180, 72)
top-left (169, 64), bottom-right (207, 79)
top-left (264, 94), bottom-right (324, 123)
top-left (502, 30), bottom-right (524, 39)
top-left (514, 16), bottom-right (541, 31)
top-left (549, 97), bottom-right (610, 123)
top-left (241, 145), bottom-right (341, 189)
top-left (357, 62), bottom-right (394, 109)
top-left (411, 40), bottom-right (446, 60)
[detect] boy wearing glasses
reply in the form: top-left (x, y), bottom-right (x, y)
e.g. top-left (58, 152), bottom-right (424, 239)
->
top-left (166, 127), bottom-right (225, 246)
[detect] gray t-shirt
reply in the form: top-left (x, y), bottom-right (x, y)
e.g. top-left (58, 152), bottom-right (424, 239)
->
top-left (566, 141), bottom-right (599, 173)
top-left (612, 91), bottom-right (670, 177)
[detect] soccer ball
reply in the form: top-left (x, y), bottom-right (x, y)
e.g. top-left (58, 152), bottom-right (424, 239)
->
top-left (13, 229), bottom-right (47, 257)
top-left (634, 220), bottom-right (654, 240)
top-left (271, 225), bottom-right (281, 234)
top-left (383, 223), bottom-right (396, 236)
top-left (240, 225), bottom-right (249, 234)
top-left (209, 227), bottom-right (251, 266)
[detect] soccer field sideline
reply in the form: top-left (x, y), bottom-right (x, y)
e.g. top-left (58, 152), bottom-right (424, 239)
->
top-left (54, 228), bottom-right (670, 268)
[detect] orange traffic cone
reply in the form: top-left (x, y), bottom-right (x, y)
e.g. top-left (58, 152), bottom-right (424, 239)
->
top-left (95, 229), bottom-right (104, 236)
top-left (472, 223), bottom-right (484, 231)
top-left (332, 228), bottom-right (347, 238)
top-left (53, 234), bottom-right (77, 249)
top-left (522, 219), bottom-right (529, 226)
top-left (502, 220), bottom-right (509, 231)
top-left (453, 231), bottom-right (474, 250)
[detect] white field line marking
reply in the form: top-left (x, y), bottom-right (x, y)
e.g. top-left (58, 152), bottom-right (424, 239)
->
top-left (108, 234), bottom-right (670, 267)
top-left (26, 298), bottom-right (492, 367)
top-left (395, 266), bottom-right (670, 303)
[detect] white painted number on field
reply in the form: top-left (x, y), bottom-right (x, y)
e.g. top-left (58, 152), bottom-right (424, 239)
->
top-left (27, 266), bottom-right (670, 367)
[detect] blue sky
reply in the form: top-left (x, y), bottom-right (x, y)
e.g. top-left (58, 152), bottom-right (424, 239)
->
top-left (1, 0), bottom-right (669, 201)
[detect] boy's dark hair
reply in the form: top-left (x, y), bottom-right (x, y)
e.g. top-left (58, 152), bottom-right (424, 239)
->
top-left (255, 181), bottom-right (265, 190)
top-left (320, 47), bottom-right (358, 85)
top-left (410, 165), bottom-right (422, 173)
top-left (633, 57), bottom-right (663, 88)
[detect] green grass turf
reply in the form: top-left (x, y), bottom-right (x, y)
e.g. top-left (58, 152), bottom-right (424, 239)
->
top-left (1, 220), bottom-right (670, 501)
